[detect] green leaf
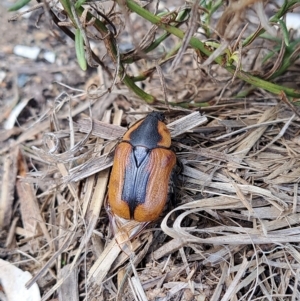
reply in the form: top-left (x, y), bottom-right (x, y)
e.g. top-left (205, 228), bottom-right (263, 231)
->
top-left (75, 0), bottom-right (87, 9)
top-left (8, 0), bottom-right (31, 11)
top-left (278, 19), bottom-right (290, 46)
top-left (227, 51), bottom-right (239, 66)
top-left (75, 29), bottom-right (87, 71)
top-left (175, 7), bottom-right (190, 22)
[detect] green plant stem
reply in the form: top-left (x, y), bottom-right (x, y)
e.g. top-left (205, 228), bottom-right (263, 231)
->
top-left (121, 31), bottom-right (172, 64)
top-left (243, 0), bottom-right (300, 47)
top-left (63, 1), bottom-right (156, 103)
top-left (121, 7), bottom-right (190, 64)
top-left (201, 0), bottom-right (223, 37)
top-left (119, 0), bottom-right (300, 99)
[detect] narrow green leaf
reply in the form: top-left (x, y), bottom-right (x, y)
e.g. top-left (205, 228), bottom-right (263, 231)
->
top-left (123, 74), bottom-right (155, 103)
top-left (175, 7), bottom-right (190, 22)
top-left (278, 19), bottom-right (290, 46)
top-left (75, 0), bottom-right (86, 9)
top-left (8, 0), bottom-right (31, 11)
top-left (59, 0), bottom-right (73, 21)
top-left (75, 29), bottom-right (87, 71)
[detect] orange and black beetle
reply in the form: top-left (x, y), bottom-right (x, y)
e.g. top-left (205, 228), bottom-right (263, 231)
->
top-left (108, 112), bottom-right (176, 222)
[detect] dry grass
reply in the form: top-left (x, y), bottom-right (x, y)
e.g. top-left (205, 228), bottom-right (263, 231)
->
top-left (1, 0), bottom-right (300, 300)
top-left (1, 99), bottom-right (300, 300)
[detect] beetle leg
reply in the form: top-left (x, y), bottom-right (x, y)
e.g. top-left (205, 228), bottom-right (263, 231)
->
top-left (104, 196), bottom-right (118, 238)
top-left (166, 158), bottom-right (182, 218)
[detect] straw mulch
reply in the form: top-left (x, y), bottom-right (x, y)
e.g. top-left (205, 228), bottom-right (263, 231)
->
top-left (1, 1), bottom-right (300, 300)
top-left (1, 97), bottom-right (300, 300)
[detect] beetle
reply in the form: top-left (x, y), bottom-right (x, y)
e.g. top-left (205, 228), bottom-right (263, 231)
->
top-left (108, 111), bottom-right (176, 222)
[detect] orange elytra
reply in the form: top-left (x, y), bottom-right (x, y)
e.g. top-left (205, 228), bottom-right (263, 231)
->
top-left (108, 112), bottom-right (176, 222)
